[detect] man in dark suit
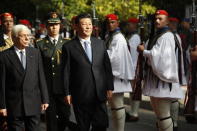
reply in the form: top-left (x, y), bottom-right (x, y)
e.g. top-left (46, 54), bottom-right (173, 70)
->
top-left (62, 13), bottom-right (114, 131)
top-left (36, 12), bottom-right (74, 131)
top-left (0, 24), bottom-right (49, 131)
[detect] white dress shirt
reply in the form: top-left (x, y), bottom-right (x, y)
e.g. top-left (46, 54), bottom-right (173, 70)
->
top-left (14, 46), bottom-right (26, 62)
top-left (49, 35), bottom-right (59, 45)
top-left (78, 36), bottom-right (91, 50)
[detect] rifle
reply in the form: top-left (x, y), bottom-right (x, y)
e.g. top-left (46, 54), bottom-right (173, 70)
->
top-left (132, 0), bottom-right (145, 100)
top-left (184, 0), bottom-right (197, 121)
top-left (92, 2), bottom-right (100, 38)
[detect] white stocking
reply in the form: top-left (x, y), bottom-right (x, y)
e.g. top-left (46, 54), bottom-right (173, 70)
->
top-left (110, 93), bottom-right (125, 131)
top-left (129, 93), bottom-right (140, 117)
top-left (170, 100), bottom-right (179, 127)
top-left (150, 97), bottom-right (173, 131)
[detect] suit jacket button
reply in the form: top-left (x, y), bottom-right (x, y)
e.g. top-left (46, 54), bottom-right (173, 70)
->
top-left (51, 57), bottom-right (54, 61)
top-left (53, 73), bottom-right (55, 75)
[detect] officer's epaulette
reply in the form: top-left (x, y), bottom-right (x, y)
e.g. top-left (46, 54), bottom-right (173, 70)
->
top-left (63, 37), bottom-right (71, 40)
top-left (35, 38), bottom-right (43, 43)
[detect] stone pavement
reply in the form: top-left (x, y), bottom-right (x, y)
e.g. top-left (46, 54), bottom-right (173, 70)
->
top-left (41, 103), bottom-right (197, 131)
top-left (41, 87), bottom-right (197, 131)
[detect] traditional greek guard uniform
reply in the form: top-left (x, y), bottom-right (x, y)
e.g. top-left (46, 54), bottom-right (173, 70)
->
top-left (141, 10), bottom-right (184, 131)
top-left (126, 18), bottom-right (141, 122)
top-left (105, 14), bottom-right (135, 131)
top-left (169, 17), bottom-right (187, 131)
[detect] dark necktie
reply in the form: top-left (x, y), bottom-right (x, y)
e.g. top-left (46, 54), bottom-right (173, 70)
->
top-left (53, 39), bottom-right (57, 45)
top-left (20, 51), bottom-right (26, 69)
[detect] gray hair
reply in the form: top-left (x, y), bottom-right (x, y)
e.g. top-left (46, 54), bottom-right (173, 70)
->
top-left (12, 24), bottom-right (31, 37)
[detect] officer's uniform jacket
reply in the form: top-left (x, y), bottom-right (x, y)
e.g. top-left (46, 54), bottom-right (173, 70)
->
top-left (36, 35), bottom-right (69, 95)
top-left (0, 34), bottom-right (14, 52)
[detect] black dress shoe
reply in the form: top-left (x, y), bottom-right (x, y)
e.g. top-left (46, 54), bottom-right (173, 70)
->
top-left (125, 112), bottom-right (139, 122)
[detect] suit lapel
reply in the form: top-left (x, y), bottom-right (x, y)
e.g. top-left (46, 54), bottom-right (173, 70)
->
top-left (91, 37), bottom-right (97, 64)
top-left (45, 36), bottom-right (54, 47)
top-left (48, 36), bottom-right (65, 57)
top-left (74, 37), bottom-right (92, 64)
top-left (43, 36), bottom-right (56, 58)
top-left (55, 36), bottom-right (64, 50)
top-left (51, 36), bottom-right (64, 56)
top-left (25, 47), bottom-right (34, 75)
top-left (7, 46), bottom-right (25, 74)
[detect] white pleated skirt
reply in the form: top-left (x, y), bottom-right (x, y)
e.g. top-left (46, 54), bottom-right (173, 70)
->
top-left (142, 71), bottom-right (184, 99)
top-left (113, 77), bottom-right (133, 93)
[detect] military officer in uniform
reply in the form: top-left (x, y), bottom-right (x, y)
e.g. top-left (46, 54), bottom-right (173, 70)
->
top-left (35, 12), bottom-right (74, 131)
top-left (0, 12), bottom-right (14, 131)
top-left (0, 12), bottom-right (14, 52)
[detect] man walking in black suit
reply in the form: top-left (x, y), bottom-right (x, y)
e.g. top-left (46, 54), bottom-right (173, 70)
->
top-left (0, 24), bottom-right (49, 131)
top-left (62, 13), bottom-right (114, 131)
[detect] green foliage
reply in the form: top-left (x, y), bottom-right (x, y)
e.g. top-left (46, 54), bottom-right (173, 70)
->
top-left (0, 0), bottom-right (192, 22)
top-left (95, 0), bottom-right (156, 20)
top-left (50, 0), bottom-right (156, 21)
top-left (63, 0), bottom-right (90, 19)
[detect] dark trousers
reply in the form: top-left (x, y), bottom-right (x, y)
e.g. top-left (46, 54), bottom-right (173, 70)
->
top-left (7, 115), bottom-right (40, 131)
top-left (73, 101), bottom-right (108, 131)
top-left (46, 95), bottom-right (71, 131)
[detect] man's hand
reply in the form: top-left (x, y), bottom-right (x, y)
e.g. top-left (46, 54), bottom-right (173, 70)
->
top-left (64, 95), bottom-right (72, 105)
top-left (0, 109), bottom-right (7, 116)
top-left (41, 104), bottom-right (49, 111)
top-left (107, 90), bottom-right (113, 101)
top-left (137, 45), bottom-right (145, 53)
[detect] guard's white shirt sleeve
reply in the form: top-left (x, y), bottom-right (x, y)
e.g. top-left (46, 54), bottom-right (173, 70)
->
top-left (107, 33), bottom-right (135, 80)
top-left (128, 34), bottom-right (141, 70)
top-left (143, 32), bottom-right (179, 83)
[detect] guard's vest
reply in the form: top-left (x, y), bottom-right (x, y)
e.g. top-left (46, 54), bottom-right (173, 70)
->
top-left (105, 31), bottom-right (120, 49)
top-left (173, 33), bottom-right (183, 85)
top-left (105, 31), bottom-right (130, 52)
